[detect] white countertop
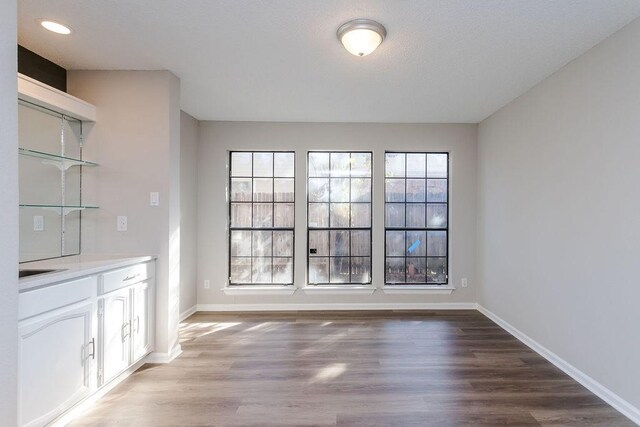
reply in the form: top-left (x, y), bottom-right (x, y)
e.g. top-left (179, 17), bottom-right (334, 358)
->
top-left (19, 254), bottom-right (156, 292)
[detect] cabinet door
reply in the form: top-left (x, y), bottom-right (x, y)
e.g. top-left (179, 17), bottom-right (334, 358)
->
top-left (132, 279), bottom-right (154, 362)
top-left (18, 301), bottom-right (95, 427)
top-left (99, 288), bottom-right (131, 385)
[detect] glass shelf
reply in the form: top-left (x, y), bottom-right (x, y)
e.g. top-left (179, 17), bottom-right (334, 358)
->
top-left (20, 204), bottom-right (99, 216)
top-left (19, 147), bottom-right (98, 170)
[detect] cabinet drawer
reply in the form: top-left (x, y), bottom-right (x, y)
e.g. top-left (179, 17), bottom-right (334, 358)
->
top-left (19, 276), bottom-right (96, 321)
top-left (100, 262), bottom-right (154, 295)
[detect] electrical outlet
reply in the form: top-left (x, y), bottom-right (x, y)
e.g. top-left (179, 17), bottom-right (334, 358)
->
top-left (461, 278), bottom-right (468, 288)
top-left (33, 215), bottom-right (44, 232)
top-left (150, 192), bottom-right (159, 206)
top-left (117, 215), bottom-right (128, 232)
top-left (204, 279), bottom-right (210, 289)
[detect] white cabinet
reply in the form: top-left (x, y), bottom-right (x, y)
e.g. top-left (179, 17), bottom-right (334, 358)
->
top-left (99, 287), bottom-right (131, 385)
top-left (98, 261), bottom-right (156, 386)
top-left (18, 258), bottom-right (156, 427)
top-left (132, 280), bottom-right (154, 363)
top-left (18, 301), bottom-right (95, 427)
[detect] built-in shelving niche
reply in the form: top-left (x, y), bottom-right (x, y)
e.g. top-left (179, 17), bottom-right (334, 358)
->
top-left (19, 98), bottom-right (98, 263)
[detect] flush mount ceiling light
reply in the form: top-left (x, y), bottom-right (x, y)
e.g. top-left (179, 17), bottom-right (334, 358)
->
top-left (337, 19), bottom-right (386, 57)
top-left (38, 19), bottom-right (72, 35)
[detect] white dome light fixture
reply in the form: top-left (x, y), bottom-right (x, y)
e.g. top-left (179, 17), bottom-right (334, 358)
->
top-left (337, 19), bottom-right (386, 57)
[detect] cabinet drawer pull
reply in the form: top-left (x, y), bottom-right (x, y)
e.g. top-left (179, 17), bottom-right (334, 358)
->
top-left (134, 315), bottom-right (140, 333)
top-left (122, 273), bottom-right (140, 282)
top-left (122, 322), bottom-right (131, 341)
top-left (88, 338), bottom-right (95, 360)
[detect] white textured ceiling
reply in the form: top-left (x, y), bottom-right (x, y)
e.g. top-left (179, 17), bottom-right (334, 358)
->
top-left (17, 1), bottom-right (640, 123)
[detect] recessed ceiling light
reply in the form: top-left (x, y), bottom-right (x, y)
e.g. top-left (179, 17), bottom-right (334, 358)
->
top-left (337, 19), bottom-right (386, 57)
top-left (38, 20), bottom-right (72, 35)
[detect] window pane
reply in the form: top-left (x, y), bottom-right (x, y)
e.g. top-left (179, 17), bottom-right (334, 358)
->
top-left (427, 204), bottom-right (447, 228)
top-left (427, 153), bottom-right (447, 178)
top-left (351, 178), bottom-right (371, 202)
top-left (406, 153), bottom-right (426, 177)
top-left (427, 258), bottom-right (447, 283)
top-left (406, 179), bottom-right (425, 203)
top-left (308, 203), bottom-right (329, 227)
top-left (384, 152), bottom-right (448, 286)
top-left (330, 152), bottom-right (351, 177)
top-left (253, 178), bottom-right (273, 202)
top-left (252, 258), bottom-right (272, 283)
top-left (230, 151), bottom-right (294, 285)
top-left (274, 178), bottom-right (294, 202)
top-left (427, 179), bottom-right (447, 203)
top-left (309, 178), bottom-right (329, 202)
top-left (330, 257), bottom-right (350, 283)
top-left (330, 203), bottom-right (350, 227)
top-left (386, 258), bottom-right (405, 283)
top-left (385, 203), bottom-right (405, 227)
top-left (427, 230), bottom-right (447, 256)
top-left (309, 231), bottom-right (329, 256)
top-left (385, 179), bottom-right (405, 202)
top-left (230, 230), bottom-right (251, 256)
top-left (231, 178), bottom-right (252, 202)
top-left (231, 152), bottom-right (252, 177)
top-left (253, 203), bottom-right (273, 227)
top-left (309, 152), bottom-right (330, 177)
top-left (351, 257), bottom-right (371, 283)
top-left (274, 152), bottom-right (294, 177)
top-left (406, 258), bottom-right (426, 283)
top-left (252, 231), bottom-right (272, 257)
top-left (351, 204), bottom-right (371, 227)
top-left (351, 230), bottom-right (371, 257)
top-left (230, 257), bottom-right (251, 283)
top-left (273, 258), bottom-right (293, 283)
top-left (231, 204), bottom-right (251, 227)
top-left (330, 230), bottom-right (349, 256)
top-left (386, 231), bottom-right (405, 256)
top-left (308, 152), bottom-right (372, 286)
top-left (406, 204), bottom-right (426, 228)
top-left (253, 152), bottom-right (273, 177)
top-left (406, 230), bottom-right (426, 257)
top-left (330, 178), bottom-right (350, 202)
top-left (351, 153), bottom-right (372, 177)
top-left (385, 153), bottom-right (405, 177)
top-left (273, 203), bottom-right (294, 227)
top-left (273, 231), bottom-right (293, 257)
top-left (309, 257), bottom-right (329, 283)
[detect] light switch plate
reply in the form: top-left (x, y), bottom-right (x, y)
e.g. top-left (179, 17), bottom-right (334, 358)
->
top-left (33, 215), bottom-right (44, 232)
top-left (461, 278), bottom-right (468, 288)
top-left (150, 192), bottom-right (159, 206)
top-left (117, 215), bottom-right (128, 232)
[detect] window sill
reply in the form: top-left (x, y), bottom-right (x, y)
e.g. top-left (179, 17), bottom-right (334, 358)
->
top-left (302, 285), bottom-right (376, 295)
top-left (382, 285), bottom-right (455, 295)
top-left (223, 286), bottom-right (296, 296)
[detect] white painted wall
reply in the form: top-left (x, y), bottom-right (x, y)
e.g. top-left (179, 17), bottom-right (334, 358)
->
top-left (0, 0), bottom-right (18, 424)
top-left (198, 122), bottom-right (477, 306)
top-left (67, 71), bottom-right (182, 357)
top-left (478, 17), bottom-right (640, 413)
top-left (180, 111), bottom-right (198, 316)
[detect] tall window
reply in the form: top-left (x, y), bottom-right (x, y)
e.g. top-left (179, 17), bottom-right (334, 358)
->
top-left (384, 152), bottom-right (448, 285)
top-left (229, 151), bottom-right (295, 285)
top-left (307, 152), bottom-right (372, 284)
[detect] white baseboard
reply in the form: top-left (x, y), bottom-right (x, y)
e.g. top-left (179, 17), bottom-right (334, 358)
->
top-left (146, 344), bottom-right (182, 364)
top-left (477, 305), bottom-right (640, 426)
top-left (179, 305), bottom-right (198, 322)
top-left (196, 302), bottom-right (478, 311)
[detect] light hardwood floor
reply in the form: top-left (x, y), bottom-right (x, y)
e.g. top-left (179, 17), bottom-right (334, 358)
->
top-left (71, 311), bottom-right (633, 426)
